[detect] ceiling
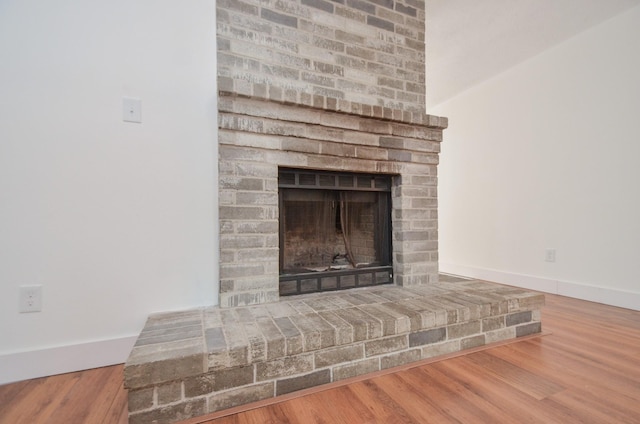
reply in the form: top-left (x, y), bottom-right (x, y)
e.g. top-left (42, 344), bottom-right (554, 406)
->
top-left (425, 0), bottom-right (640, 109)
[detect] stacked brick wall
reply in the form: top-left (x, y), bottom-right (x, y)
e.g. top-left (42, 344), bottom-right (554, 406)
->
top-left (217, 0), bottom-right (427, 114)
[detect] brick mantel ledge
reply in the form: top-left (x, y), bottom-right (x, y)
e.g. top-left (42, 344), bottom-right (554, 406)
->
top-left (217, 88), bottom-right (449, 130)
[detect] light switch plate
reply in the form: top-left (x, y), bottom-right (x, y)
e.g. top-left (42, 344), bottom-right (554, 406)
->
top-left (123, 97), bottom-right (142, 123)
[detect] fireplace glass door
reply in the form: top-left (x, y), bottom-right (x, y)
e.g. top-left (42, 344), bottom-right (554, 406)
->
top-left (279, 169), bottom-right (392, 295)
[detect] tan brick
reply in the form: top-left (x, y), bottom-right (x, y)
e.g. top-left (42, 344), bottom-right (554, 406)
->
top-left (447, 320), bottom-right (481, 339)
top-left (333, 358), bottom-right (380, 381)
top-left (421, 340), bottom-right (459, 359)
top-left (380, 349), bottom-right (422, 369)
top-left (315, 344), bottom-right (364, 368)
top-left (124, 338), bottom-right (206, 389)
top-left (365, 335), bottom-right (408, 357)
top-left (461, 334), bottom-right (485, 350)
top-left (208, 383), bottom-right (274, 413)
top-left (273, 316), bottom-right (305, 356)
top-left (256, 354), bottom-right (314, 381)
top-left (183, 366), bottom-right (254, 397)
top-left (157, 381), bottom-right (182, 405)
top-left (127, 387), bottom-right (154, 412)
top-left (485, 326), bottom-right (516, 344)
top-left (318, 311), bottom-right (355, 345)
top-left (482, 316), bottom-right (505, 332)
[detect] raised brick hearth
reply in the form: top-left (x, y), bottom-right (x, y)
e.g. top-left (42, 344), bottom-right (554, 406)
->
top-left (124, 276), bottom-right (544, 424)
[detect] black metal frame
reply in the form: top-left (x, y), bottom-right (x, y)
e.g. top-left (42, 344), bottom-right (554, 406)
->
top-left (279, 265), bottom-right (393, 296)
top-left (278, 168), bottom-right (393, 296)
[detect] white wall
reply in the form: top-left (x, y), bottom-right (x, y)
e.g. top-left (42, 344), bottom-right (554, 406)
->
top-left (0, 0), bottom-right (218, 383)
top-left (432, 5), bottom-right (640, 310)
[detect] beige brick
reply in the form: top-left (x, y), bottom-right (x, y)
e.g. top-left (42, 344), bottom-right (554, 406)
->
top-left (365, 335), bottom-right (408, 357)
top-left (422, 340), bottom-right (460, 359)
top-left (461, 334), bottom-right (485, 350)
top-left (333, 358), bottom-right (380, 381)
top-left (281, 138), bottom-right (321, 154)
top-left (447, 320), bottom-right (481, 339)
top-left (208, 383), bottom-right (274, 413)
top-left (157, 381), bottom-right (182, 405)
top-left (183, 365), bottom-right (254, 397)
top-left (315, 344), bottom-right (364, 368)
top-left (124, 338), bottom-right (206, 389)
top-left (485, 326), bottom-right (516, 344)
top-left (256, 354), bottom-right (314, 381)
top-left (318, 311), bottom-right (355, 345)
top-left (482, 316), bottom-right (505, 332)
top-left (127, 387), bottom-right (154, 412)
top-left (380, 349), bottom-right (422, 369)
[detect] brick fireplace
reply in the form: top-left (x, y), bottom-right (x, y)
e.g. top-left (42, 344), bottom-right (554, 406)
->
top-left (123, 1), bottom-right (544, 423)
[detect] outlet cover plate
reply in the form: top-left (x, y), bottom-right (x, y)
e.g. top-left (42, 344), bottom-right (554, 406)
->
top-left (19, 285), bottom-right (42, 313)
top-left (545, 248), bottom-right (556, 263)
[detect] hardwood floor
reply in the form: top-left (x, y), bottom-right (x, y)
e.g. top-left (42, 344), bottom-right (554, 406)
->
top-left (0, 364), bottom-right (128, 424)
top-left (2, 292), bottom-right (639, 423)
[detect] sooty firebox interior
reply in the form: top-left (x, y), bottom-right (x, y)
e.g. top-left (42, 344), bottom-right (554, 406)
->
top-left (279, 168), bottom-right (393, 295)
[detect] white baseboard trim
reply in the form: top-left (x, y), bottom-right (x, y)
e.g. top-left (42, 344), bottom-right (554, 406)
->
top-left (440, 263), bottom-right (640, 311)
top-left (0, 335), bottom-right (138, 385)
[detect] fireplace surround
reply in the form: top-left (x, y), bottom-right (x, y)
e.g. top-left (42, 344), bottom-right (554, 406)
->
top-left (217, 92), bottom-right (445, 307)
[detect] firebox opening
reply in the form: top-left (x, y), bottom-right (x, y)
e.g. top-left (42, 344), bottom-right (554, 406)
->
top-left (279, 168), bottom-right (393, 296)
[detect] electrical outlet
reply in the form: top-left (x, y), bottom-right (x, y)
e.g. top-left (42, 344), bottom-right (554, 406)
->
top-left (19, 285), bottom-right (42, 313)
top-left (545, 248), bottom-right (556, 263)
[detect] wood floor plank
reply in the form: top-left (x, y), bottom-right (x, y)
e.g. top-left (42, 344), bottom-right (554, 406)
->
top-left (0, 372), bottom-right (80, 424)
top-left (490, 338), bottom-right (640, 398)
top-left (545, 384), bottom-right (640, 424)
top-left (542, 310), bottom-right (640, 355)
top-left (233, 405), bottom-right (278, 424)
top-left (404, 366), bottom-right (500, 423)
top-left (414, 364), bottom-right (519, 423)
top-left (530, 337), bottom-right (640, 397)
top-left (0, 379), bottom-right (30, 408)
top-left (268, 396), bottom-right (329, 424)
top-left (94, 366), bottom-right (129, 424)
top-left (287, 385), bottom-right (377, 424)
top-left (44, 366), bottom-right (121, 423)
top-left (466, 350), bottom-right (565, 400)
top-left (431, 357), bottom-right (551, 424)
top-left (373, 373), bottom-right (454, 423)
top-left (346, 379), bottom-right (415, 424)
top-left (207, 415), bottom-right (239, 424)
